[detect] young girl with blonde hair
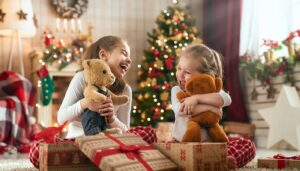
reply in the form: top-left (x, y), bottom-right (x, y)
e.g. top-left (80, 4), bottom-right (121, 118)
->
top-left (171, 43), bottom-right (256, 169)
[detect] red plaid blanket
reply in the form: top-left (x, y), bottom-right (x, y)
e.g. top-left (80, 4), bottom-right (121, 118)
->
top-left (0, 71), bottom-right (36, 146)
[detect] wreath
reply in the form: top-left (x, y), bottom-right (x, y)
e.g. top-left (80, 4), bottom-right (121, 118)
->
top-left (50, 0), bottom-right (88, 18)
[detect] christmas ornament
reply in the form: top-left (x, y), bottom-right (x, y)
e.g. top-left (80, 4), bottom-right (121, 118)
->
top-left (43, 32), bottom-right (55, 47)
top-left (258, 86), bottom-right (300, 150)
top-left (155, 58), bottom-right (163, 68)
top-left (160, 91), bottom-right (169, 101)
top-left (153, 49), bottom-right (160, 56)
top-left (151, 78), bottom-right (157, 85)
top-left (144, 93), bottom-right (150, 99)
top-left (37, 66), bottom-right (55, 106)
top-left (165, 57), bottom-right (174, 70)
top-left (138, 94), bottom-right (143, 101)
top-left (17, 10), bottom-right (27, 20)
top-left (0, 9), bottom-right (6, 22)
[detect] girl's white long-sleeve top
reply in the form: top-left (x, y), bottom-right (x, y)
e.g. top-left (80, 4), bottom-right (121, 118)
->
top-left (57, 71), bottom-right (132, 138)
top-left (171, 86), bottom-right (232, 142)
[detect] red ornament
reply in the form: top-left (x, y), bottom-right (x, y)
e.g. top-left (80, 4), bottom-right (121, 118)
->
top-left (152, 85), bottom-right (160, 90)
top-left (181, 24), bottom-right (188, 30)
top-left (57, 39), bottom-right (65, 48)
top-left (163, 82), bottom-right (171, 89)
top-left (162, 102), bottom-right (168, 108)
top-left (153, 49), bottom-right (160, 56)
top-left (165, 58), bottom-right (174, 70)
top-left (174, 29), bottom-right (180, 34)
top-left (43, 32), bottom-right (54, 47)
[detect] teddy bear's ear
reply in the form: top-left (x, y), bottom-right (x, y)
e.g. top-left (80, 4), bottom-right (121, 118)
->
top-left (77, 59), bottom-right (83, 67)
top-left (215, 77), bottom-right (223, 92)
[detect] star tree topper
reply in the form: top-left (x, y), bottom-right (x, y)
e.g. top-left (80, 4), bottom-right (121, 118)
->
top-left (258, 85), bottom-right (300, 150)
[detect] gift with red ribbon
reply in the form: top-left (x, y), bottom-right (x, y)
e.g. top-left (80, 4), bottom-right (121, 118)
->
top-left (75, 133), bottom-right (177, 171)
top-left (258, 154), bottom-right (300, 169)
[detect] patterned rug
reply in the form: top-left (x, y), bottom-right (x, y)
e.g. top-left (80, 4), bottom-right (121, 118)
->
top-left (0, 154), bottom-right (298, 171)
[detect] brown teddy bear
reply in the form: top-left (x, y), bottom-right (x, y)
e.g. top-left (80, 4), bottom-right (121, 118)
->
top-left (177, 72), bottom-right (229, 142)
top-left (79, 59), bottom-right (128, 135)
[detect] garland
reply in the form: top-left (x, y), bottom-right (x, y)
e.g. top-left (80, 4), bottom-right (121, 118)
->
top-left (240, 29), bottom-right (300, 100)
top-left (41, 31), bottom-right (88, 70)
top-left (50, 0), bottom-right (88, 19)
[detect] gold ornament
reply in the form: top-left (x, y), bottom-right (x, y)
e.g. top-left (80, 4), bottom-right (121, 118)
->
top-left (139, 82), bottom-right (145, 88)
top-left (151, 78), bottom-right (157, 85)
top-left (191, 27), bottom-right (198, 33)
top-left (138, 94), bottom-right (144, 101)
top-left (166, 19), bottom-right (171, 25)
top-left (144, 93), bottom-right (150, 99)
top-left (167, 49), bottom-right (172, 53)
top-left (170, 33), bottom-right (183, 41)
top-left (137, 71), bottom-right (143, 77)
top-left (155, 59), bottom-right (163, 68)
top-left (141, 112), bottom-right (146, 119)
top-left (160, 91), bottom-right (169, 101)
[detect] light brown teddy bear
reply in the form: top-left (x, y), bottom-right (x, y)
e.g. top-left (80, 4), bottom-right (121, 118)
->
top-left (79, 59), bottom-right (128, 135)
top-left (177, 72), bottom-right (229, 142)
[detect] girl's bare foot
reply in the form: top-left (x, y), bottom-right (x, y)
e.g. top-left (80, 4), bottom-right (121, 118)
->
top-left (227, 156), bottom-right (237, 170)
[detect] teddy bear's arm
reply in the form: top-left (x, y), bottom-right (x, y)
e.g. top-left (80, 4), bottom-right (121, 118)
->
top-left (84, 85), bottom-right (106, 102)
top-left (176, 91), bottom-right (187, 100)
top-left (108, 90), bottom-right (129, 105)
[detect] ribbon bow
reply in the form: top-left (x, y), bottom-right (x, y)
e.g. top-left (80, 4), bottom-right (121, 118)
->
top-left (119, 144), bottom-right (140, 160)
top-left (273, 154), bottom-right (300, 160)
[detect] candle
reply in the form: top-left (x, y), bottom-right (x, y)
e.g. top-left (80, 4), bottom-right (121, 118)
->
top-left (63, 19), bottom-right (68, 33)
top-left (56, 18), bottom-right (60, 32)
top-left (71, 19), bottom-right (75, 33)
top-left (77, 19), bottom-right (82, 33)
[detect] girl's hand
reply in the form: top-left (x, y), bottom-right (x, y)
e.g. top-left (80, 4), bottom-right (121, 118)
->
top-left (179, 96), bottom-right (198, 116)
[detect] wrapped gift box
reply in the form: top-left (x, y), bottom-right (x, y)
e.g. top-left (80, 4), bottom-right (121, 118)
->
top-left (153, 142), bottom-right (227, 171)
top-left (156, 122), bottom-right (174, 142)
top-left (258, 158), bottom-right (300, 169)
top-left (75, 133), bottom-right (178, 171)
top-left (223, 121), bottom-right (255, 139)
top-left (39, 141), bottom-right (99, 171)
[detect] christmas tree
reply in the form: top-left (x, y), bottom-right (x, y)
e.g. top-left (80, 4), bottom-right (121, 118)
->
top-left (132, 2), bottom-right (201, 127)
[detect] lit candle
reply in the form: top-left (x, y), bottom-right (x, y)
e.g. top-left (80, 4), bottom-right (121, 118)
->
top-left (77, 19), bottom-right (82, 33)
top-left (71, 19), bottom-right (75, 33)
top-left (63, 19), bottom-right (68, 33)
top-left (56, 18), bottom-right (60, 32)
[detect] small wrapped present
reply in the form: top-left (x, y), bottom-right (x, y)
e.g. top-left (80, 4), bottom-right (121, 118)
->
top-left (156, 122), bottom-right (174, 142)
top-left (75, 133), bottom-right (177, 171)
top-left (223, 121), bottom-right (255, 139)
top-left (39, 141), bottom-right (98, 171)
top-left (153, 142), bottom-right (227, 171)
top-left (258, 154), bottom-right (300, 169)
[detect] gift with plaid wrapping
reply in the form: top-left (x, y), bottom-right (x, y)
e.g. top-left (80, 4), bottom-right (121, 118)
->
top-left (153, 142), bottom-right (228, 171)
top-left (39, 141), bottom-right (98, 171)
top-left (75, 133), bottom-right (177, 171)
top-left (258, 154), bottom-right (300, 169)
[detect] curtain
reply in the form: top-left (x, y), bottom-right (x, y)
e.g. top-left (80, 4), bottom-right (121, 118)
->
top-left (203, 0), bottom-right (249, 122)
top-left (240, 0), bottom-right (300, 58)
